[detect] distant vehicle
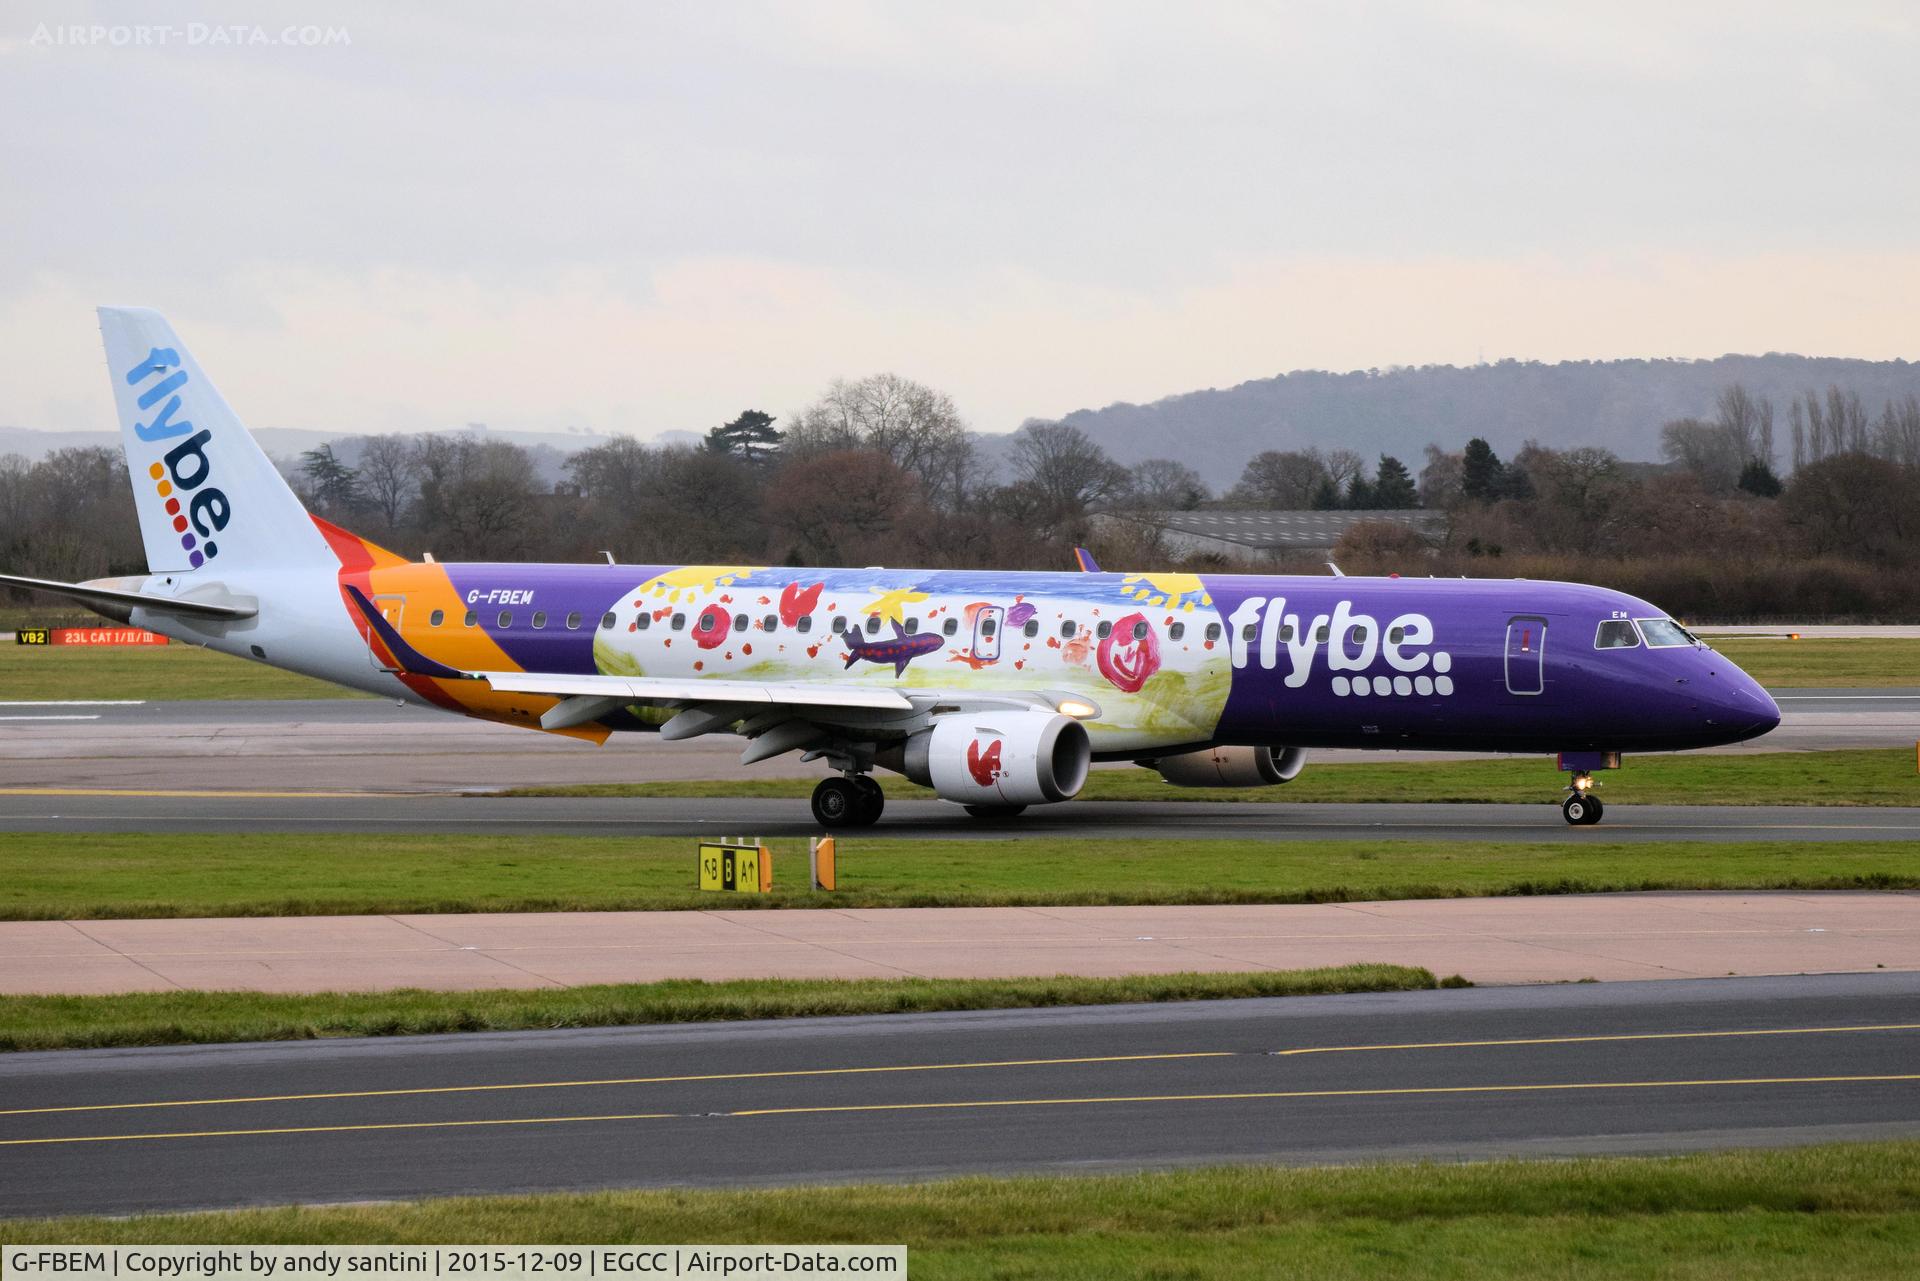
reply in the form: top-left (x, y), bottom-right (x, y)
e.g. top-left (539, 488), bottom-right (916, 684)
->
top-left (3, 309), bottom-right (1780, 827)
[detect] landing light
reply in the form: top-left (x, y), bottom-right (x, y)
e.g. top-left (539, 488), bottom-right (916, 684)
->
top-left (1056, 697), bottom-right (1101, 719)
top-left (1573, 775), bottom-right (1594, 792)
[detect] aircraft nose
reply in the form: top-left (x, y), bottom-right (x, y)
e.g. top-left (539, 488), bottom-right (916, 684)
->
top-left (1713, 668), bottom-right (1781, 739)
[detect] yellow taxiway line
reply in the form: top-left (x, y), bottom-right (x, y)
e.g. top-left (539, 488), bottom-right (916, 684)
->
top-left (6, 1074), bottom-right (1917, 1147)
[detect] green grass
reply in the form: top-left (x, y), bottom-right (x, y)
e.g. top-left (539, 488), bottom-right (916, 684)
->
top-left (6, 831), bottom-right (1918, 921)
top-left (0, 642), bottom-right (368, 700)
top-left (0, 965), bottom-right (1440, 1052)
top-left (8, 1144), bottom-right (1919, 1279)
top-left (1714, 636), bottom-right (1920, 687)
top-left (508, 748), bottom-right (1920, 807)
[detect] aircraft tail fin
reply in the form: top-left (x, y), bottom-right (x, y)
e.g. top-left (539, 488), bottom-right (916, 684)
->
top-left (1072, 547), bottom-right (1102, 573)
top-left (98, 307), bottom-right (334, 574)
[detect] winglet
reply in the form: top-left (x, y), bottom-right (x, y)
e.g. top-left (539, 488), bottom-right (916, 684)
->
top-left (1072, 547), bottom-right (1101, 573)
top-left (342, 584), bottom-right (471, 680)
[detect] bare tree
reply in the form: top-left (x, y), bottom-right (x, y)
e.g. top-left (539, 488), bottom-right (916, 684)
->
top-left (1227, 449), bottom-right (1330, 509)
top-left (786, 374), bottom-right (977, 508)
top-left (1123, 458), bottom-right (1209, 510)
top-left (1006, 422), bottom-right (1131, 515)
top-left (356, 434), bottom-right (420, 537)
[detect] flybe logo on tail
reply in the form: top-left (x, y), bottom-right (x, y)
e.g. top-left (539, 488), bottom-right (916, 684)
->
top-left (125, 346), bottom-right (229, 569)
top-left (1225, 597), bottom-right (1456, 698)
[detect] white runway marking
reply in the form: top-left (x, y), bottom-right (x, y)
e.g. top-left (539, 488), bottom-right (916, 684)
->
top-left (0, 701), bottom-right (145, 706)
top-left (0, 715), bottom-right (102, 721)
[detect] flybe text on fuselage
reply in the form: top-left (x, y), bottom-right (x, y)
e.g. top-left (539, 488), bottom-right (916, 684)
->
top-left (1224, 596), bottom-right (1456, 697)
top-left (124, 345), bottom-right (230, 569)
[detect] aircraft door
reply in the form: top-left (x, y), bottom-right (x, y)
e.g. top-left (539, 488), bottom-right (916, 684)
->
top-left (366, 594), bottom-right (407, 672)
top-left (1505, 616), bottom-right (1546, 695)
top-left (971, 605), bottom-right (1005, 663)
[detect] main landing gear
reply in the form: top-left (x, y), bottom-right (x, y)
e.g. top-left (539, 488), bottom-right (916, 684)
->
top-left (1561, 773), bottom-right (1603, 826)
top-left (812, 774), bottom-right (884, 829)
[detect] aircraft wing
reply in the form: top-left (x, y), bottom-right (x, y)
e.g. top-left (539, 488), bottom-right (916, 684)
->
top-left (479, 669), bottom-right (912, 710)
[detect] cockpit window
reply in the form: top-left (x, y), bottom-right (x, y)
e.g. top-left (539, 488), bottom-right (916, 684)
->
top-left (1636, 618), bottom-right (1698, 648)
top-left (1594, 619), bottom-right (1640, 649)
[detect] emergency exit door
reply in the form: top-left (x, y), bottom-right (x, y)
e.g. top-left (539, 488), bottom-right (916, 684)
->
top-left (1505, 616), bottom-right (1546, 695)
top-left (366, 595), bottom-right (406, 671)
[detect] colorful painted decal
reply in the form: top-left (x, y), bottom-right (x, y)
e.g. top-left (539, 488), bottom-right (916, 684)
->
top-left (125, 346), bottom-right (229, 569)
top-left (966, 737), bottom-right (1003, 787)
top-left (1096, 612), bottom-right (1161, 693)
top-left (691, 606), bottom-right (731, 649)
top-left (779, 580), bottom-right (823, 626)
top-left (844, 620), bottom-right (944, 676)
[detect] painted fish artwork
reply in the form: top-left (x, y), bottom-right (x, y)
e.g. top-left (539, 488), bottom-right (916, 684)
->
top-left (843, 620), bottom-right (946, 676)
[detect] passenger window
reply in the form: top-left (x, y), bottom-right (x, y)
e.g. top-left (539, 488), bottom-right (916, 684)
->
top-left (599, 612), bottom-right (615, 630)
top-left (1280, 624), bottom-right (1294, 642)
top-left (429, 609), bottom-right (444, 627)
top-left (699, 611), bottom-right (717, 631)
top-left (497, 611), bottom-right (512, 628)
top-left (1240, 623), bottom-right (1255, 641)
top-left (1595, 620), bottom-right (1640, 649)
top-left (983, 618), bottom-right (998, 637)
top-left (1023, 619), bottom-right (1039, 638)
top-left (1388, 626), bottom-right (1404, 644)
top-left (671, 613), bottom-right (686, 631)
top-left (636, 613), bottom-right (650, 631)
top-left (565, 612), bottom-right (581, 630)
top-left (1349, 625), bottom-right (1367, 645)
top-left (762, 613), bottom-right (777, 631)
top-left (831, 616), bottom-right (847, 634)
top-left (865, 615), bottom-right (881, 634)
top-left (1205, 622), bottom-right (1221, 642)
top-left (943, 618), bottom-right (959, 636)
top-left (797, 616), bottom-right (813, 634)
top-left (532, 611), bottom-right (547, 630)
top-left (1061, 620), bottom-right (1077, 638)
top-left (464, 611), bottom-right (478, 628)
top-left (1133, 621), bottom-right (1149, 640)
top-left (1169, 622), bottom-right (1185, 641)
top-left (734, 613), bottom-right (748, 632)
top-left (1099, 620), bottom-right (1114, 640)
top-left (1316, 624), bottom-right (1329, 643)
top-left (904, 617), bottom-right (919, 635)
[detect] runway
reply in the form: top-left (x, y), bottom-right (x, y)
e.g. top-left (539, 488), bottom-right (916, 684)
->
top-left (3, 789), bottom-right (1918, 841)
top-left (0, 690), bottom-right (1913, 794)
top-left (2, 972), bottom-right (1915, 1217)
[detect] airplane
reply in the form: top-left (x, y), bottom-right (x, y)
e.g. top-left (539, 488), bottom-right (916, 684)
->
top-left (2, 308), bottom-right (1781, 828)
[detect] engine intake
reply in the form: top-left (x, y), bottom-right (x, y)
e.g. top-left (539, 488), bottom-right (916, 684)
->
top-left (1148, 745), bottom-right (1306, 788)
top-left (897, 710), bottom-right (1092, 807)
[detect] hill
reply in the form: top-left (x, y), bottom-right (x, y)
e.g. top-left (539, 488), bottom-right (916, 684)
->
top-left (1041, 354), bottom-right (1920, 487)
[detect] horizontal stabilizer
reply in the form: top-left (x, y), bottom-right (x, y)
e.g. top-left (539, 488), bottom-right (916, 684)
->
top-left (0, 572), bottom-right (256, 621)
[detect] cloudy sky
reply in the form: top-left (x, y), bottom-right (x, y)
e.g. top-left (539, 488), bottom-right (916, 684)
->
top-left (4, 1), bottom-right (1918, 440)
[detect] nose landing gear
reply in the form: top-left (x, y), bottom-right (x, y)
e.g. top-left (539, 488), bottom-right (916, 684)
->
top-left (812, 774), bottom-right (885, 828)
top-left (1561, 772), bottom-right (1603, 825)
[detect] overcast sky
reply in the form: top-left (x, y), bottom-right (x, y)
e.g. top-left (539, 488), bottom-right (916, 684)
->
top-left (4, 1), bottom-right (1919, 440)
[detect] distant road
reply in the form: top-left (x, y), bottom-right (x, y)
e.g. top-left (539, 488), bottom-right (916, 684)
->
top-left (3, 974), bottom-right (1915, 1217)
top-left (1, 691), bottom-right (1913, 794)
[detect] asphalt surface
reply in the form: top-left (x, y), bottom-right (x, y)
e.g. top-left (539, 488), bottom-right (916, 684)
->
top-left (3, 790), bottom-right (1917, 841)
top-left (1, 688), bottom-right (1915, 795)
top-left (2, 973), bottom-right (1916, 1217)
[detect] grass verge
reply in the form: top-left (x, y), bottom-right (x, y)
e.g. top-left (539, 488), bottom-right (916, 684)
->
top-left (0, 643), bottom-right (369, 701)
top-left (1713, 636), bottom-right (1920, 686)
top-left (5, 832), bottom-right (1918, 921)
top-left (507, 747), bottom-right (1920, 806)
top-left (0, 965), bottom-right (1439, 1052)
top-left (6, 1143), bottom-right (1919, 1280)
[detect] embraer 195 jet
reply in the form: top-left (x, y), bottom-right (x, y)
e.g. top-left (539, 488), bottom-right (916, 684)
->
top-left (3, 310), bottom-right (1781, 827)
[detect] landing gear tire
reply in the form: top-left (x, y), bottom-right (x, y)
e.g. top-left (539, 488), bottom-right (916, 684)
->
top-left (964, 804), bottom-right (1027, 820)
top-left (850, 775), bottom-right (885, 826)
top-left (1561, 794), bottom-right (1603, 826)
top-left (812, 777), bottom-right (860, 828)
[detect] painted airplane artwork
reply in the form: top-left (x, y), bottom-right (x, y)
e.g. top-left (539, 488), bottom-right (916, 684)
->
top-left (1, 309), bottom-right (1782, 830)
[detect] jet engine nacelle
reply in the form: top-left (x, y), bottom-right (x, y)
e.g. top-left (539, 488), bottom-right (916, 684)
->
top-left (898, 709), bottom-right (1092, 807)
top-left (1150, 745), bottom-right (1306, 788)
